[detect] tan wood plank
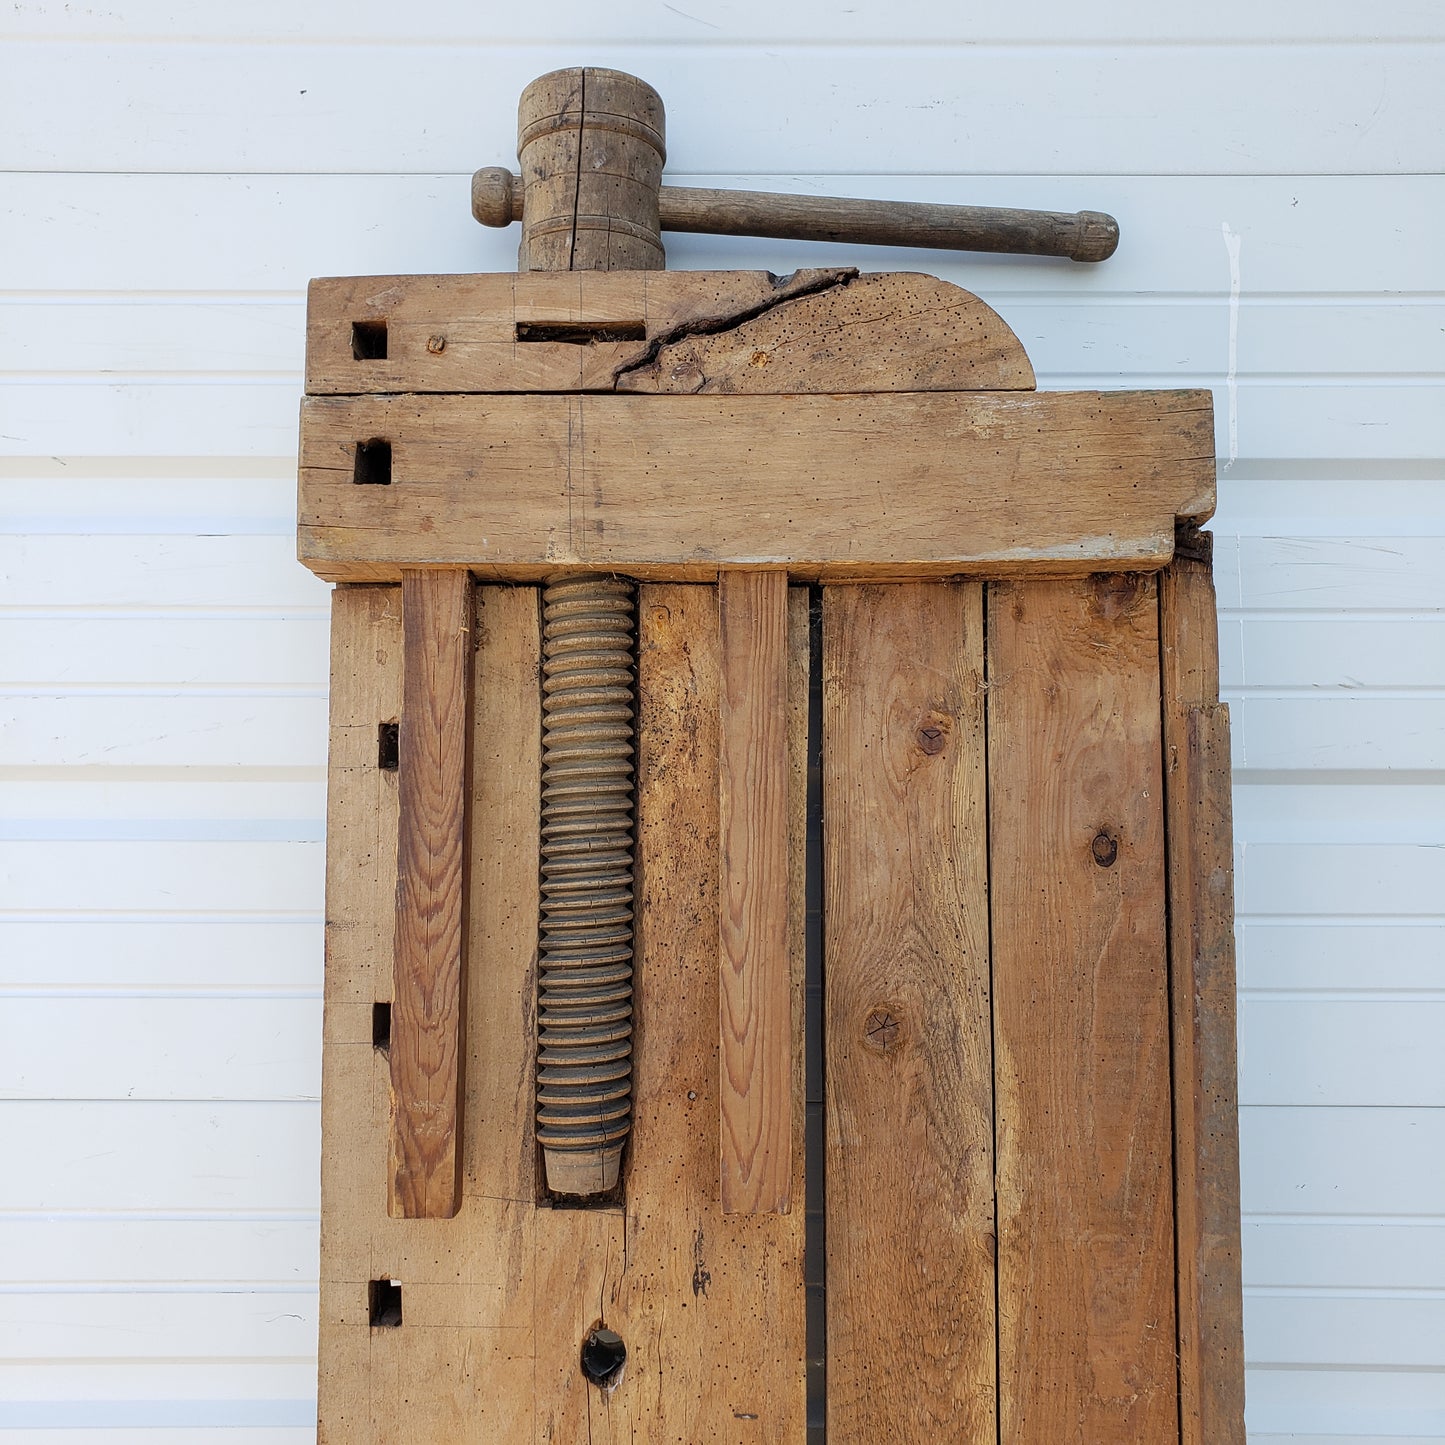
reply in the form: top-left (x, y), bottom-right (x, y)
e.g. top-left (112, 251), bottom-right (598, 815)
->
top-left (1160, 530), bottom-right (1247, 1445)
top-left (305, 269), bottom-right (1030, 396)
top-left (389, 568), bottom-right (473, 1217)
top-left (593, 582), bottom-right (807, 1439)
top-left (718, 568), bottom-right (793, 1214)
top-left (821, 581), bottom-right (996, 1442)
top-left (987, 575), bottom-right (1179, 1442)
top-left (297, 389), bottom-right (1215, 583)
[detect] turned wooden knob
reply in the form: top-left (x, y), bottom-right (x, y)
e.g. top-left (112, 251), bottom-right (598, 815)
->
top-left (516, 67), bottom-right (667, 272)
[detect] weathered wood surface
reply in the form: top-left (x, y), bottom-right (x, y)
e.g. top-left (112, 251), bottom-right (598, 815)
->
top-left (320, 585), bottom-right (623, 1443)
top-left (305, 269), bottom-right (1031, 396)
top-left (987, 575), bottom-right (1179, 1441)
top-left (1160, 529), bottom-right (1247, 1445)
top-left (718, 569), bottom-right (793, 1214)
top-left (585, 583), bottom-right (807, 1440)
top-left (515, 67), bottom-right (666, 273)
top-left (298, 389), bottom-right (1214, 583)
top-left (822, 582), bottom-right (996, 1442)
top-left (388, 568), bottom-right (473, 1219)
top-left (474, 165), bottom-right (1118, 262)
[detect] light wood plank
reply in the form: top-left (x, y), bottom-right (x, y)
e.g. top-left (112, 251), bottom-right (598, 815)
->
top-left (593, 582), bottom-right (807, 1438)
top-left (305, 269), bottom-right (1031, 395)
top-left (1160, 531), bottom-right (1246, 1445)
top-left (297, 389), bottom-right (1215, 582)
top-left (388, 569), bottom-right (472, 1217)
top-left (718, 569), bottom-right (793, 1214)
top-left (987, 575), bottom-right (1178, 1441)
top-left (822, 582), bottom-right (996, 1442)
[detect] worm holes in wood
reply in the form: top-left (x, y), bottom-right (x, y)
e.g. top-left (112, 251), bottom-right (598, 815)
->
top-left (353, 439), bottom-right (391, 486)
top-left (368, 1279), bottom-right (402, 1328)
top-left (377, 721), bottom-right (399, 770)
top-left (351, 318), bottom-right (387, 360)
top-left (515, 320), bottom-right (646, 345)
top-left (580, 1326), bottom-right (626, 1388)
top-left (371, 1001), bottom-right (391, 1053)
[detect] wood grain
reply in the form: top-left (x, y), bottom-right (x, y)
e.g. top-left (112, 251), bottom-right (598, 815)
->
top-left (589, 582), bottom-right (806, 1439)
top-left (297, 389), bottom-right (1215, 583)
top-left (1160, 530), bottom-right (1247, 1445)
top-left (987, 575), bottom-right (1178, 1441)
top-left (718, 569), bottom-right (793, 1214)
top-left (822, 582), bottom-right (996, 1442)
top-left (388, 568), bottom-right (473, 1219)
top-left (306, 269), bottom-right (1031, 396)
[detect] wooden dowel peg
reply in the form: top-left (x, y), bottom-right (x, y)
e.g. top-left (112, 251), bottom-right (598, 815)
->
top-left (474, 165), bottom-right (1118, 262)
top-left (389, 567), bottom-right (474, 1219)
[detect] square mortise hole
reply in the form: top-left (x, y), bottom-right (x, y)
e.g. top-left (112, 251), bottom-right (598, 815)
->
top-left (353, 438), bottom-right (391, 486)
top-left (369, 1278), bottom-right (402, 1328)
top-left (377, 721), bottom-right (399, 770)
top-left (371, 1001), bottom-right (391, 1052)
top-left (351, 319), bottom-right (387, 360)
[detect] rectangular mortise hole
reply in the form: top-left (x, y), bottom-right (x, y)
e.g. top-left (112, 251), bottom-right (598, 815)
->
top-left (351, 319), bottom-right (387, 360)
top-left (377, 721), bottom-right (399, 770)
top-left (368, 1278), bottom-right (402, 1327)
top-left (353, 438), bottom-right (391, 486)
top-left (372, 1001), bottom-right (391, 1052)
top-left (515, 320), bottom-right (646, 345)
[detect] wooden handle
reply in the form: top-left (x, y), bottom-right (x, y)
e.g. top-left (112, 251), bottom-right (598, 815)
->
top-left (474, 167), bottom-right (1118, 263)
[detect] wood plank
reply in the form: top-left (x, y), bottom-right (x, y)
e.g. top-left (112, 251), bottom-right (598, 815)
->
top-left (591, 582), bottom-right (806, 1439)
top-left (388, 568), bottom-right (473, 1218)
top-left (718, 569), bottom-right (793, 1214)
top-left (305, 269), bottom-right (1031, 395)
top-left (1160, 532), bottom-right (1247, 1445)
top-left (822, 582), bottom-right (996, 1442)
top-left (987, 574), bottom-right (1178, 1441)
top-left (297, 389), bottom-right (1215, 583)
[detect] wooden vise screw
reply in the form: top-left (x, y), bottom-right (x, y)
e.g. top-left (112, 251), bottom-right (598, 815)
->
top-left (474, 72), bottom-right (1119, 268)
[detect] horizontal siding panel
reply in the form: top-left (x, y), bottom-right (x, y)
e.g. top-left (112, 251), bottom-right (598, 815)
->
top-left (0, 1220), bottom-right (317, 1286)
top-left (1246, 1367), bottom-right (1445, 1437)
top-left (1239, 999), bottom-right (1445, 1105)
top-left (1, 618), bottom-right (329, 689)
top-left (1231, 696), bottom-right (1445, 772)
top-left (10, 0), bottom-right (1443, 42)
top-left (5, 43), bottom-right (1439, 175)
top-left (1, 782), bottom-right (325, 835)
top-left (5, 378), bottom-right (1441, 460)
top-left (3, 536), bottom-right (329, 611)
top-left (1238, 921), bottom-right (1445, 991)
top-left (1240, 1106), bottom-right (1445, 1216)
top-left (1224, 618), bottom-right (1445, 689)
top-left (0, 1431), bottom-right (312, 1444)
top-left (0, 1292), bottom-right (316, 1361)
top-left (1215, 535), bottom-right (1445, 612)
top-left (1238, 842), bottom-right (1445, 916)
top-left (9, 299), bottom-right (1441, 381)
top-left (1, 1101), bottom-right (318, 1212)
top-left (1243, 1221), bottom-right (1445, 1291)
top-left (2, 695), bottom-right (329, 768)
top-left (0, 840), bottom-right (323, 915)
top-left (0, 1362), bottom-right (313, 1405)
top-left (1246, 1294), bottom-right (1445, 1369)
top-left (0, 921), bottom-right (321, 991)
top-left (0, 998), bottom-right (322, 1102)
top-left (6, 174), bottom-right (1441, 296)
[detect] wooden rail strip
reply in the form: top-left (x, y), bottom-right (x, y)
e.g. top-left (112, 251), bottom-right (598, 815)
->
top-left (987, 575), bottom-right (1178, 1440)
top-left (297, 389), bottom-right (1215, 584)
top-left (718, 568), bottom-right (794, 1214)
top-left (822, 582), bottom-right (996, 1440)
top-left (388, 567), bottom-right (474, 1219)
top-left (1160, 532), bottom-right (1247, 1444)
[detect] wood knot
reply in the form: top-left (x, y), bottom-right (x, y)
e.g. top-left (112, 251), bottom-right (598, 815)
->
top-left (1091, 830), bottom-right (1119, 868)
top-left (863, 1008), bottom-right (902, 1054)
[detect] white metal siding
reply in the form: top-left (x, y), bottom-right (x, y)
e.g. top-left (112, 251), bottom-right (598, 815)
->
top-left (2, 4), bottom-right (1442, 1439)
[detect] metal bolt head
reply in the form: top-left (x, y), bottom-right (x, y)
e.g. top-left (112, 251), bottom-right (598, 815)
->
top-left (426, 334), bottom-right (447, 354)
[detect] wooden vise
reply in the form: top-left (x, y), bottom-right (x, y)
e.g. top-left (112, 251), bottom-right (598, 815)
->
top-left (301, 67), bottom-right (1244, 1444)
